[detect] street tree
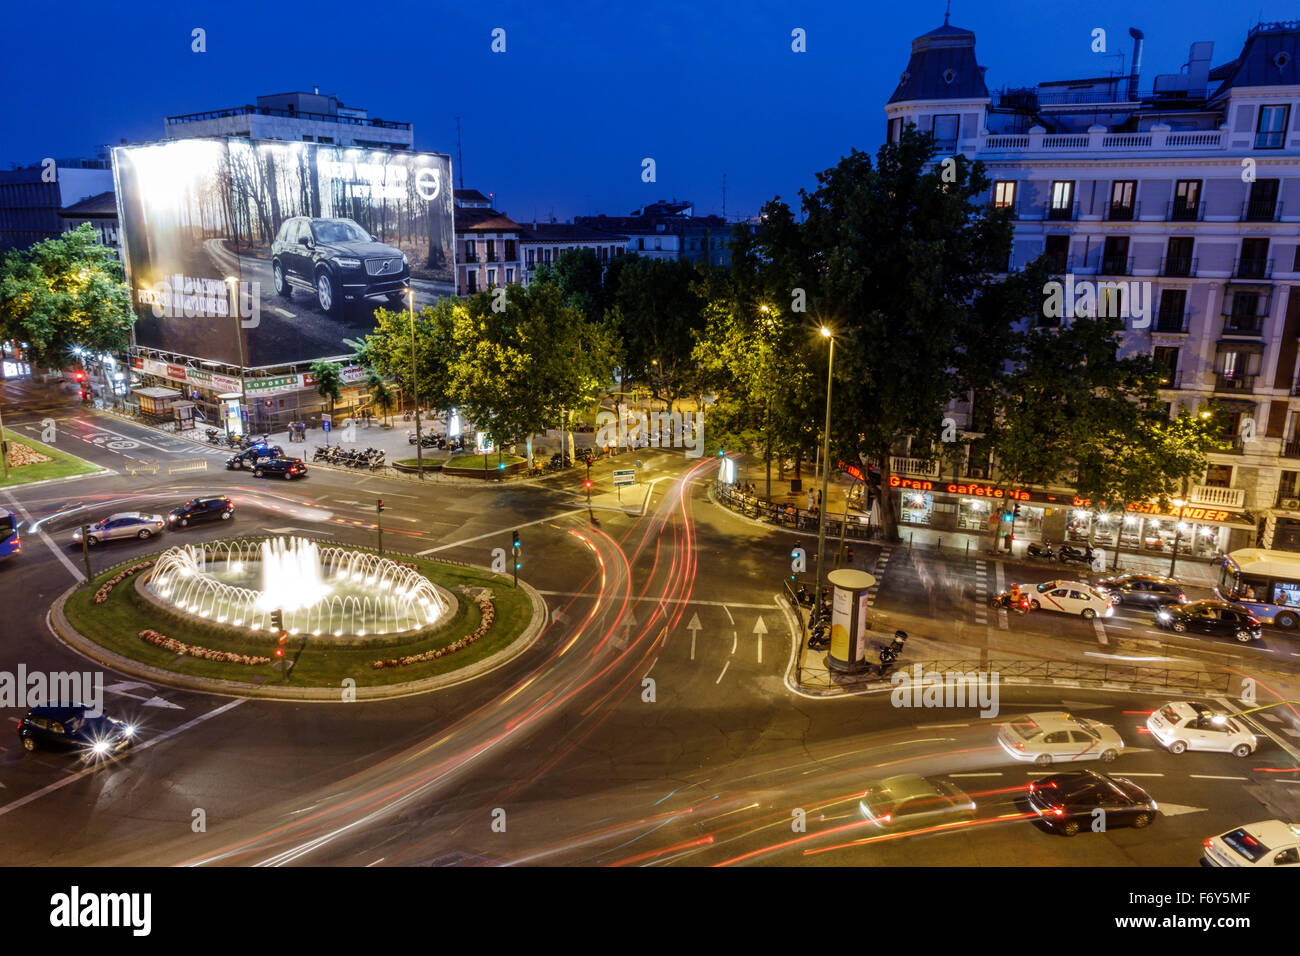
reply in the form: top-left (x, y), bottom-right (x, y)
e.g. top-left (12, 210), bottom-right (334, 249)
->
top-left (309, 360), bottom-right (342, 420)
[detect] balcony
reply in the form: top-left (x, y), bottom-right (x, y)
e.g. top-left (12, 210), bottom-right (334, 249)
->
top-left (1045, 201), bottom-right (1079, 222)
top-left (979, 127), bottom-right (1227, 156)
top-left (165, 105), bottom-right (411, 131)
top-left (1190, 484), bottom-right (1246, 508)
top-left (1160, 255), bottom-right (1197, 277)
top-left (1213, 373), bottom-right (1256, 394)
top-left (1156, 370), bottom-right (1183, 389)
top-left (1234, 257), bottom-right (1273, 279)
top-left (1216, 436), bottom-right (1248, 455)
top-left (1154, 309), bottom-right (1190, 333)
top-left (1242, 198), bottom-right (1282, 222)
top-left (1104, 201), bottom-right (1136, 222)
top-left (1099, 255), bottom-right (1133, 275)
top-left (1167, 200), bottom-right (1204, 222)
top-left (1283, 439), bottom-right (1300, 459)
top-left (890, 456), bottom-right (941, 478)
top-left (1221, 315), bottom-right (1265, 337)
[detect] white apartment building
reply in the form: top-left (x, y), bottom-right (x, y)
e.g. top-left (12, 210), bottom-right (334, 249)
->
top-left (883, 17), bottom-right (1300, 557)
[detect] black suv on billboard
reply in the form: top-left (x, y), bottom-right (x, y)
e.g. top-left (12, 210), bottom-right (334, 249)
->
top-left (271, 217), bottom-right (409, 314)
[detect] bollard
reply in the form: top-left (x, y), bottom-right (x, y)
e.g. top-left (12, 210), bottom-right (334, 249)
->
top-left (965, 540), bottom-right (970, 558)
top-left (909, 532), bottom-right (914, 550)
top-left (937, 537), bottom-right (942, 552)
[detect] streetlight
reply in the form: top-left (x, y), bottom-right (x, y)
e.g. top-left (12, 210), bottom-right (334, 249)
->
top-left (813, 325), bottom-right (835, 618)
top-left (1168, 498), bottom-right (1187, 577)
top-left (226, 277), bottom-right (247, 437)
top-left (408, 289), bottom-right (424, 480)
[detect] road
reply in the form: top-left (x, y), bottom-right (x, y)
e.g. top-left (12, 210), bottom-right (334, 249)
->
top-left (1, 375), bottom-right (1298, 867)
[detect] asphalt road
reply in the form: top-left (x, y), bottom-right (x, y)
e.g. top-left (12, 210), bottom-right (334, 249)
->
top-left (1, 376), bottom-right (1298, 866)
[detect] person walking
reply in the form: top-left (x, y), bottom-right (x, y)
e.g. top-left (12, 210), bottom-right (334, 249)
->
top-left (807, 489), bottom-right (815, 513)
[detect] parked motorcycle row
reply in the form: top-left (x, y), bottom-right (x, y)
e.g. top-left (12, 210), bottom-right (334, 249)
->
top-left (206, 428), bottom-right (270, 451)
top-left (407, 432), bottom-right (465, 452)
top-left (312, 445), bottom-right (387, 471)
top-left (1026, 540), bottom-right (1099, 567)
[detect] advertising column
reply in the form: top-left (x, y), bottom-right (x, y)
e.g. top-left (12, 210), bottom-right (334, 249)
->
top-left (826, 568), bottom-right (876, 674)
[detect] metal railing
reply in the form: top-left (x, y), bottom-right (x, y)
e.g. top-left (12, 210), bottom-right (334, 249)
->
top-left (1154, 309), bottom-right (1190, 333)
top-left (1099, 254), bottom-right (1133, 275)
top-left (715, 482), bottom-right (879, 541)
top-left (1242, 198), bottom-right (1282, 222)
top-left (1222, 315), bottom-right (1264, 336)
top-left (165, 105), bottom-right (410, 130)
top-left (898, 659), bottom-right (1232, 694)
top-left (1168, 200), bottom-right (1203, 222)
top-left (1160, 255), bottom-right (1197, 277)
top-left (1234, 257), bottom-right (1273, 279)
top-left (1213, 373), bottom-right (1256, 393)
top-left (1104, 201), bottom-right (1136, 222)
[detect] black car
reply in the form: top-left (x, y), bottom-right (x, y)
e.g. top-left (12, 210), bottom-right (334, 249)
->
top-left (226, 446), bottom-right (283, 470)
top-left (17, 704), bottom-right (137, 760)
top-left (167, 496), bottom-right (234, 528)
top-left (1027, 770), bottom-right (1158, 836)
top-left (1155, 600), bottom-right (1262, 643)
top-left (251, 456), bottom-right (307, 480)
top-left (270, 216), bottom-right (409, 315)
top-left (1097, 573), bottom-right (1186, 608)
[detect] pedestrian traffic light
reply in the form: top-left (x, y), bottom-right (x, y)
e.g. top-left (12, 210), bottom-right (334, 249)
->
top-left (1013, 503), bottom-right (1022, 518)
top-left (498, 462), bottom-right (506, 471)
top-left (376, 498), bottom-right (385, 513)
top-left (270, 609), bottom-right (283, 632)
top-left (511, 530), bottom-right (521, 570)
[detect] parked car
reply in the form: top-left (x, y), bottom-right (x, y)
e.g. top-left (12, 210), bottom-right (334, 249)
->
top-left (1096, 573), bottom-right (1186, 608)
top-left (17, 704), bottom-right (137, 761)
top-left (858, 774), bottom-right (977, 830)
top-left (1029, 580), bottom-right (1116, 620)
top-left (71, 513), bottom-right (165, 546)
top-left (226, 446), bottom-right (283, 469)
top-left (998, 711), bottom-right (1125, 766)
top-left (271, 216), bottom-right (409, 314)
top-left (251, 456), bottom-right (307, 480)
top-left (1155, 600), bottom-right (1262, 643)
top-left (1202, 820), bottom-right (1300, 867)
top-left (1027, 770), bottom-right (1158, 836)
top-left (167, 496), bottom-right (235, 528)
top-left (1146, 700), bottom-right (1257, 756)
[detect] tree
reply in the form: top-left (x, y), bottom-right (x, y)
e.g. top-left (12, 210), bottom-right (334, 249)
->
top-left (366, 371), bottom-right (396, 425)
top-left (0, 223), bottom-right (134, 367)
top-left (309, 360), bottom-right (342, 419)
top-left (356, 303), bottom-right (458, 414)
top-left (610, 255), bottom-right (705, 404)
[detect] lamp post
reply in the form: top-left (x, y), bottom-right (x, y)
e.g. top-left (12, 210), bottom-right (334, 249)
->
top-left (1168, 498), bottom-right (1187, 578)
top-left (226, 277), bottom-right (247, 437)
top-left (408, 289), bottom-right (424, 480)
top-left (814, 326), bottom-right (835, 616)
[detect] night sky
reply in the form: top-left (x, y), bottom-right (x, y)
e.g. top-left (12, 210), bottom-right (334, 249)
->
top-left (3, 0), bottom-right (1294, 221)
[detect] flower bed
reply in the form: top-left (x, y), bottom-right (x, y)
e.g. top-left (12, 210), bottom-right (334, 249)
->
top-left (371, 590), bottom-right (495, 668)
top-left (5, 441), bottom-right (53, 468)
top-left (139, 628), bottom-right (271, 665)
top-left (94, 560), bottom-right (155, 605)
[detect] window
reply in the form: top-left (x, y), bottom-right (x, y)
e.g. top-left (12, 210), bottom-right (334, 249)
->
top-left (486, 240), bottom-right (496, 262)
top-left (654, 238), bottom-right (662, 250)
top-left (1044, 235), bottom-right (1069, 272)
top-left (1172, 180), bottom-right (1201, 220)
top-left (993, 181), bottom-right (1016, 209)
top-left (1256, 105), bottom-right (1290, 149)
top-left (1157, 289), bottom-right (1187, 332)
top-left (1102, 236), bottom-right (1130, 274)
top-left (1204, 464), bottom-right (1233, 487)
top-left (1153, 346), bottom-right (1179, 385)
top-left (637, 238), bottom-right (644, 250)
top-left (1108, 180), bottom-right (1136, 220)
top-left (505, 267), bottom-right (513, 282)
top-left (887, 117), bottom-right (903, 144)
top-left (504, 239), bottom-right (516, 260)
top-left (1049, 181), bottom-right (1074, 219)
top-left (466, 270), bottom-right (477, 294)
top-left (1164, 236), bottom-right (1194, 276)
top-left (487, 268), bottom-right (496, 287)
top-left (1239, 237), bottom-right (1270, 278)
top-left (465, 239), bottom-right (476, 260)
top-left (1246, 179), bottom-right (1280, 220)
top-left (931, 114), bottom-right (959, 152)
top-left (525, 248), bottom-right (534, 267)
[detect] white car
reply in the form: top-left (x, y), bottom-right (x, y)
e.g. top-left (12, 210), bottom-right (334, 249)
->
top-left (998, 711), bottom-right (1125, 766)
top-left (1146, 700), bottom-right (1257, 757)
top-left (1202, 820), bottom-right (1300, 867)
top-left (1029, 580), bottom-right (1115, 620)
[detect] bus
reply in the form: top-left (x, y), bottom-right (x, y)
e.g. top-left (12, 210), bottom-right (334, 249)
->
top-left (0, 508), bottom-right (20, 560)
top-left (1216, 548), bottom-right (1300, 629)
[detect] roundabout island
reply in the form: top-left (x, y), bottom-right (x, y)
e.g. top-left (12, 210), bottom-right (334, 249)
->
top-left (52, 535), bottom-right (544, 700)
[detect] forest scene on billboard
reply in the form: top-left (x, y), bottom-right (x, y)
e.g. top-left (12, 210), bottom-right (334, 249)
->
top-left (114, 138), bottom-right (455, 367)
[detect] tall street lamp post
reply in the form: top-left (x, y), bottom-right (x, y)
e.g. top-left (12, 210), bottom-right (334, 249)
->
top-left (814, 326), bottom-right (835, 617)
top-left (226, 277), bottom-right (247, 437)
top-left (408, 289), bottom-right (424, 480)
top-left (1168, 498), bottom-right (1187, 578)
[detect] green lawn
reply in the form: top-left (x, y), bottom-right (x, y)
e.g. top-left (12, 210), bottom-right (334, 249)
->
top-left (444, 452), bottom-right (526, 471)
top-left (0, 428), bottom-right (101, 488)
top-left (394, 457), bottom-right (444, 469)
top-left (63, 549), bottom-right (535, 688)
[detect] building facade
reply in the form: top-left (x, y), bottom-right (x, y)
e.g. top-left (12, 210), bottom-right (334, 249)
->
top-left (518, 222), bottom-right (628, 285)
top-left (455, 204), bottom-right (523, 295)
top-left (164, 90), bottom-right (412, 149)
top-left (0, 159), bottom-right (114, 251)
top-left (883, 17), bottom-right (1300, 557)
top-left (575, 200), bottom-right (732, 266)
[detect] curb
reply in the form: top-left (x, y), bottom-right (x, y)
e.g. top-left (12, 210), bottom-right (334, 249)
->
top-left (46, 552), bottom-right (549, 703)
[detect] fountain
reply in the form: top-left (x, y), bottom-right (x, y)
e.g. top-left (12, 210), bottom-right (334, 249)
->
top-left (146, 536), bottom-right (452, 637)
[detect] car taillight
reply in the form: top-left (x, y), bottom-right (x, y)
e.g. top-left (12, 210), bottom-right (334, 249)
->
top-left (226, 503), bottom-right (234, 510)
top-left (1028, 782), bottom-right (1035, 792)
top-left (880, 814), bottom-right (891, 825)
top-left (1016, 742), bottom-right (1024, 751)
top-left (1204, 838), bottom-right (1214, 848)
top-left (1053, 808), bottom-right (1064, 816)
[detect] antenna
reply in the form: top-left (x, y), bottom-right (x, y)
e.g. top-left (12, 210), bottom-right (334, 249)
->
top-left (944, 0), bottom-right (950, 25)
top-left (455, 116), bottom-right (464, 190)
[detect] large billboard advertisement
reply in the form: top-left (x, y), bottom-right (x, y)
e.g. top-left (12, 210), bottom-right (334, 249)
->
top-left (113, 138), bottom-right (455, 368)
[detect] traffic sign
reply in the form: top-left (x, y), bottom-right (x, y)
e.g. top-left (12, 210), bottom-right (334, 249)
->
top-left (613, 469), bottom-right (636, 487)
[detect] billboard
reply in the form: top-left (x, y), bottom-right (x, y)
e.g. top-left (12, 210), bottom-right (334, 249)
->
top-left (114, 138), bottom-right (455, 368)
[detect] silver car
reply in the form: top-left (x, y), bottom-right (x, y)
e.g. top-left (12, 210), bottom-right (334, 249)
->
top-left (858, 774), bottom-right (977, 829)
top-left (72, 512), bottom-right (165, 546)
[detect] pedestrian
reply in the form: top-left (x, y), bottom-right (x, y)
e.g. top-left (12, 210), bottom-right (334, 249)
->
top-left (807, 489), bottom-right (814, 512)
top-left (817, 490), bottom-right (822, 509)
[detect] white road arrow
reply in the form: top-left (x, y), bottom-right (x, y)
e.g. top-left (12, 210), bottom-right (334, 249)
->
top-left (1155, 803), bottom-right (1209, 817)
top-left (753, 615), bottom-right (767, 664)
top-left (103, 683), bottom-right (184, 710)
top-left (687, 612), bottom-right (702, 660)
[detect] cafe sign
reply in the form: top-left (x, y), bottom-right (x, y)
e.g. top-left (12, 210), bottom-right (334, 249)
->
top-left (1125, 501), bottom-right (1234, 523)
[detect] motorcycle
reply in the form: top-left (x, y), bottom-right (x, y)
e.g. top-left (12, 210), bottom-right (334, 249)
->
top-left (879, 630), bottom-right (908, 668)
top-left (989, 590), bottom-right (1031, 614)
top-left (205, 428), bottom-right (221, 444)
top-left (369, 451), bottom-right (386, 472)
top-left (1058, 544), bottom-right (1097, 568)
top-left (808, 617), bottom-right (829, 649)
top-left (1026, 541), bottom-right (1055, 561)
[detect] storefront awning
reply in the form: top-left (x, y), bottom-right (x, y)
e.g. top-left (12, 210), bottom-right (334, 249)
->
top-left (132, 386), bottom-right (181, 399)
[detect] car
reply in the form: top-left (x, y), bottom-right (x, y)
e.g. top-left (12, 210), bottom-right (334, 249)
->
top-left (1028, 580), bottom-right (1116, 620)
top-left (71, 512), bottom-right (165, 546)
top-left (226, 446), bottom-right (283, 469)
top-left (1154, 600), bottom-right (1261, 643)
top-left (270, 216), bottom-right (410, 315)
top-left (17, 704), bottom-right (137, 760)
top-left (1027, 770), bottom-right (1159, 836)
top-left (1146, 700), bottom-right (1257, 757)
top-left (1202, 820), bottom-right (1300, 867)
top-left (858, 774), bottom-right (977, 829)
top-left (1096, 573), bottom-right (1186, 608)
top-left (998, 711), bottom-right (1125, 766)
top-left (167, 496), bottom-right (235, 528)
top-left (251, 456), bottom-right (307, 480)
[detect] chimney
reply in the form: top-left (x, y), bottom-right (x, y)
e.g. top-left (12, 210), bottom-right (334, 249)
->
top-left (1127, 28), bottom-right (1145, 100)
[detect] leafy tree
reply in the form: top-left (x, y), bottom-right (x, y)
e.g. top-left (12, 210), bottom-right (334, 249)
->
top-left (356, 303), bottom-right (458, 414)
top-left (610, 255), bottom-right (705, 404)
top-left (0, 223), bottom-right (134, 367)
top-left (366, 371), bottom-right (395, 425)
top-left (309, 360), bottom-right (342, 419)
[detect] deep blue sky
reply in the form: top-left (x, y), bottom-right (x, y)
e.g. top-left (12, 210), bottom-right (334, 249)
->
top-left (3, 0), bottom-right (1295, 221)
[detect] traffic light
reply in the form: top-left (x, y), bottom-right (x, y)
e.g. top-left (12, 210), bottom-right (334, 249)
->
top-left (498, 462), bottom-right (506, 471)
top-left (1013, 503), bottom-right (1022, 519)
top-left (376, 498), bottom-right (385, 513)
top-left (73, 371), bottom-right (84, 382)
top-left (583, 479), bottom-right (593, 490)
top-left (511, 530), bottom-right (521, 570)
top-left (270, 609), bottom-right (283, 632)
top-left (275, 633), bottom-right (288, 658)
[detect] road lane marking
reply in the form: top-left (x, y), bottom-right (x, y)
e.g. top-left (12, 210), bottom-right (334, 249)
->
top-left (417, 509), bottom-right (584, 554)
top-left (535, 591), bottom-right (776, 609)
top-left (715, 660), bottom-right (730, 684)
top-left (1093, 617), bottom-right (1108, 644)
top-left (948, 772), bottom-right (1002, 777)
top-left (722, 605), bottom-right (734, 625)
top-left (1189, 774), bottom-right (1248, 781)
top-left (3, 492), bottom-right (85, 583)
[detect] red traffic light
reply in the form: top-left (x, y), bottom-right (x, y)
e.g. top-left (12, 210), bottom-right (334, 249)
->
top-left (73, 371), bottom-right (84, 381)
top-left (274, 647), bottom-right (284, 658)
top-left (583, 480), bottom-right (592, 490)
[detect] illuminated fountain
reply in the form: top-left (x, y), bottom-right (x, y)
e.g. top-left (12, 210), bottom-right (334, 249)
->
top-left (146, 537), bottom-right (451, 637)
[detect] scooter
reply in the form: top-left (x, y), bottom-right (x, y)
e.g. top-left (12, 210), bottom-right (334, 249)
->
top-left (879, 630), bottom-right (908, 667)
top-left (1026, 541), bottom-right (1055, 561)
top-left (989, 591), bottom-right (1031, 615)
top-left (1058, 544), bottom-right (1096, 567)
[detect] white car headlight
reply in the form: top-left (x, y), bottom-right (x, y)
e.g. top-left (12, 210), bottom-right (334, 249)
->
top-left (1157, 610), bottom-right (1171, 620)
top-left (91, 740), bottom-right (110, 755)
top-left (122, 725), bottom-right (137, 737)
top-left (334, 257), bottom-right (362, 269)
